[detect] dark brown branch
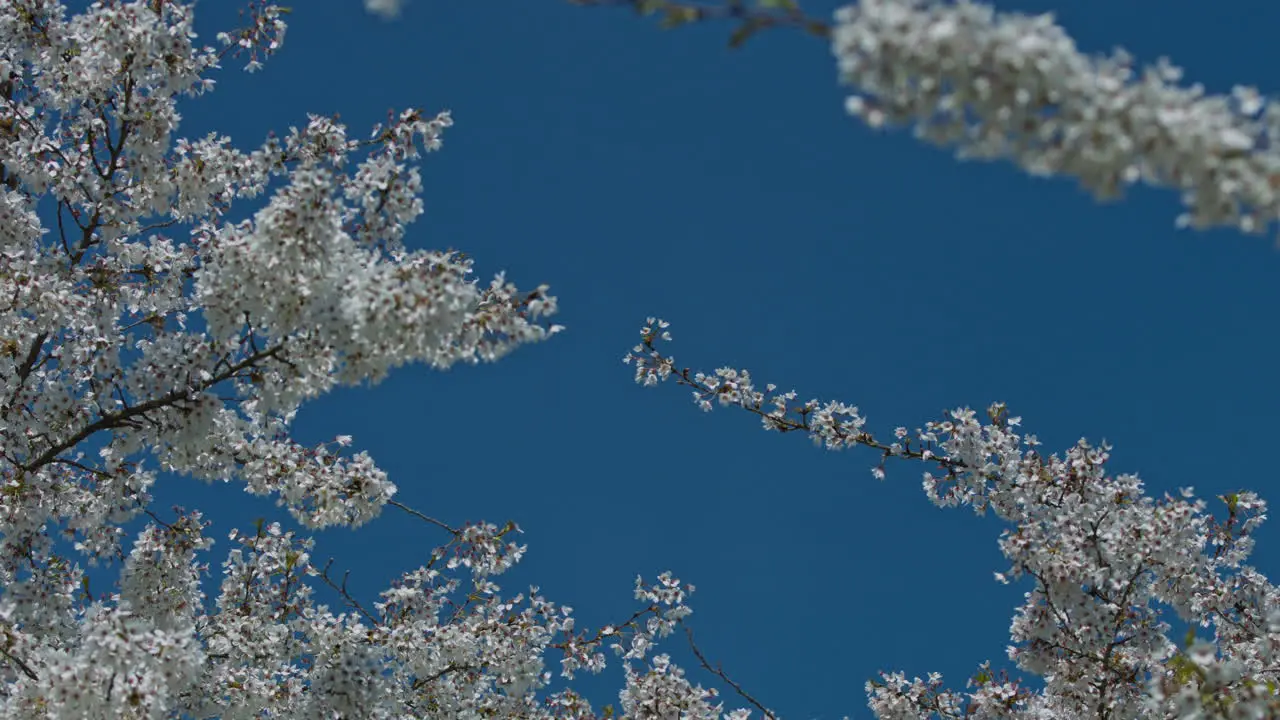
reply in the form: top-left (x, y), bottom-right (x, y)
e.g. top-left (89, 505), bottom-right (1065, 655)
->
top-left (0, 647), bottom-right (37, 682)
top-left (412, 662), bottom-right (481, 690)
top-left (388, 499), bottom-right (458, 535)
top-left (21, 344), bottom-right (283, 473)
top-left (3, 332), bottom-right (49, 421)
top-left (317, 558), bottom-right (380, 626)
top-left (567, 0), bottom-right (831, 47)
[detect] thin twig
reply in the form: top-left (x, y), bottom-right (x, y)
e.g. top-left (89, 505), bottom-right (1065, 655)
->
top-left (568, 0), bottom-right (832, 46)
top-left (316, 559), bottom-right (381, 626)
top-left (686, 626), bottom-right (778, 720)
top-left (388, 499), bottom-right (458, 534)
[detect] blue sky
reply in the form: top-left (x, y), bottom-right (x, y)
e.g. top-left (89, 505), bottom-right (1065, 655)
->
top-left (133, 0), bottom-right (1280, 716)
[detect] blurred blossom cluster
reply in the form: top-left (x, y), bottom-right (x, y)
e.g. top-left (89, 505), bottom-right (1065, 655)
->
top-left (365, 0), bottom-right (406, 20)
top-left (831, 0), bottom-right (1280, 234)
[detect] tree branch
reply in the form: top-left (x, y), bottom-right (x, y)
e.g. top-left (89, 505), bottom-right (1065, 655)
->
top-left (685, 626), bottom-right (777, 720)
top-left (21, 344), bottom-right (283, 473)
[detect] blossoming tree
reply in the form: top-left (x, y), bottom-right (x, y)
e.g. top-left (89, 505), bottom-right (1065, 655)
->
top-left (0, 2), bottom-right (705, 718)
top-left (1, 0), bottom-right (1278, 719)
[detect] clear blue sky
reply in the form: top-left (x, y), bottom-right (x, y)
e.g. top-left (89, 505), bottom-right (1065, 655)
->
top-left (139, 1), bottom-right (1280, 716)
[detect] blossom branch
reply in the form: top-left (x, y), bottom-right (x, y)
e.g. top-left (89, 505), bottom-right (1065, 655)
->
top-left (625, 319), bottom-right (1280, 716)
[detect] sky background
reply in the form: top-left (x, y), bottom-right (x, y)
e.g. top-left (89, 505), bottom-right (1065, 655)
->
top-left (121, 0), bottom-right (1280, 716)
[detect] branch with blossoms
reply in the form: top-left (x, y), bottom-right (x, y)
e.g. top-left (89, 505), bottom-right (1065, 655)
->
top-left (282, 513), bottom-right (724, 720)
top-left (0, 1), bottom-right (287, 216)
top-left (321, 497), bottom-right (752, 720)
top-left (624, 318), bottom-right (1269, 553)
top-left (624, 318), bottom-right (1280, 718)
top-left (577, 0), bottom-right (1280, 239)
top-left (623, 317), bottom-right (981, 482)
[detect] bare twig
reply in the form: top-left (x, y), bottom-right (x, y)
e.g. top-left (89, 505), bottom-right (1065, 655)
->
top-left (389, 499), bottom-right (458, 535)
top-left (568, 0), bottom-right (831, 47)
top-left (317, 558), bottom-right (380, 626)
